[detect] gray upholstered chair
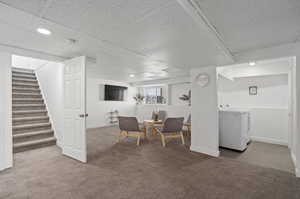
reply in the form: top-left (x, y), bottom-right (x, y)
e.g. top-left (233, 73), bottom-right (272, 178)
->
top-left (158, 110), bottom-right (167, 121)
top-left (118, 116), bottom-right (146, 146)
top-left (154, 117), bottom-right (185, 147)
top-left (151, 110), bottom-right (167, 135)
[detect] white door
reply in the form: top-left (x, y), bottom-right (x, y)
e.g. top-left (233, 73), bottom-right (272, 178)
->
top-left (63, 56), bottom-right (87, 163)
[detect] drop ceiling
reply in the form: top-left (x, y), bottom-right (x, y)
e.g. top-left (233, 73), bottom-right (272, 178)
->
top-left (0, 0), bottom-right (299, 82)
top-left (195, 0), bottom-right (300, 53)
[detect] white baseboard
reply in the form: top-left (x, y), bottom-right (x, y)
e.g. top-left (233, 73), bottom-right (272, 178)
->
top-left (296, 168), bottom-right (300, 178)
top-left (56, 141), bottom-right (62, 148)
top-left (291, 151), bottom-right (300, 178)
top-left (250, 136), bottom-right (288, 146)
top-left (291, 152), bottom-right (296, 167)
top-left (190, 145), bottom-right (220, 157)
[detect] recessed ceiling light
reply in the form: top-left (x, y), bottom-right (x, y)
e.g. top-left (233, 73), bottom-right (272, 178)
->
top-left (144, 72), bottom-right (155, 77)
top-left (37, 28), bottom-right (52, 35)
top-left (249, 62), bottom-right (256, 66)
top-left (129, 74), bottom-right (135, 77)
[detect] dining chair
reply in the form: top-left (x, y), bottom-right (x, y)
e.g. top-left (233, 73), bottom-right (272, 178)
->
top-left (158, 110), bottom-right (167, 121)
top-left (154, 117), bottom-right (185, 147)
top-left (151, 110), bottom-right (167, 135)
top-left (118, 116), bottom-right (146, 146)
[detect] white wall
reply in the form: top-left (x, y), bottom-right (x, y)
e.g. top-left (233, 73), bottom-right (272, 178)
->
top-left (36, 61), bottom-right (64, 146)
top-left (291, 58), bottom-right (297, 168)
top-left (86, 78), bottom-right (137, 128)
top-left (0, 52), bottom-right (12, 171)
top-left (169, 83), bottom-right (191, 105)
top-left (249, 108), bottom-right (288, 145)
top-left (218, 75), bottom-right (288, 108)
top-left (218, 74), bottom-right (289, 145)
top-left (190, 66), bottom-right (219, 157)
top-left (12, 55), bottom-right (49, 70)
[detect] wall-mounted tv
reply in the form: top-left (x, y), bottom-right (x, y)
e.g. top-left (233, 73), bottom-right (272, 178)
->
top-left (104, 85), bottom-right (127, 101)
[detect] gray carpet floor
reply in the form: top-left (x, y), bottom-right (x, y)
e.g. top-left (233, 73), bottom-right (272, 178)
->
top-left (221, 141), bottom-right (295, 173)
top-left (0, 126), bottom-right (300, 199)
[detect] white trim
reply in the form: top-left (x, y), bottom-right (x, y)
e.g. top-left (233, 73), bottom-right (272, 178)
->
top-left (250, 136), bottom-right (288, 146)
top-left (296, 168), bottom-right (300, 178)
top-left (291, 151), bottom-right (300, 178)
top-left (291, 152), bottom-right (296, 167)
top-left (291, 151), bottom-right (296, 167)
top-left (7, 65), bottom-right (13, 169)
top-left (0, 53), bottom-right (13, 171)
top-left (190, 145), bottom-right (220, 157)
top-left (35, 68), bottom-right (61, 148)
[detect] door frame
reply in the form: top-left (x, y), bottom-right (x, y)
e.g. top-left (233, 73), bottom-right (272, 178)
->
top-left (0, 52), bottom-right (12, 171)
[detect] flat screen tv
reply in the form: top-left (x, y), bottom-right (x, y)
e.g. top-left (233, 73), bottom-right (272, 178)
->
top-left (104, 85), bottom-right (127, 101)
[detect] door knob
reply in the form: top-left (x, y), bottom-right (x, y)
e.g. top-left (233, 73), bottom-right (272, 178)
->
top-left (79, 114), bottom-right (89, 118)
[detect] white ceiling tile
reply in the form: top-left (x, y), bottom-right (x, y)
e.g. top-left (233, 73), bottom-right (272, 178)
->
top-left (196, 0), bottom-right (300, 53)
top-left (0, 0), bottom-right (46, 16)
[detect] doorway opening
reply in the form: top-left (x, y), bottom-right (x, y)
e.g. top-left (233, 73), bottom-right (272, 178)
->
top-left (11, 54), bottom-right (88, 166)
top-left (217, 57), bottom-right (296, 174)
top-left (11, 55), bottom-right (59, 154)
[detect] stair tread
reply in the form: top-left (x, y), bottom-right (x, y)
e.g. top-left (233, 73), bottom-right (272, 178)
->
top-left (12, 82), bottom-right (39, 86)
top-left (12, 78), bottom-right (38, 84)
top-left (13, 116), bottom-right (49, 121)
top-left (13, 137), bottom-right (56, 148)
top-left (12, 68), bottom-right (34, 73)
top-left (13, 110), bottom-right (47, 114)
top-left (13, 92), bottom-right (41, 95)
top-left (13, 98), bottom-right (43, 101)
top-left (13, 122), bottom-right (51, 129)
top-left (13, 130), bottom-right (54, 138)
top-left (12, 77), bottom-right (37, 81)
top-left (13, 104), bottom-right (45, 107)
top-left (12, 87), bottom-right (40, 91)
top-left (12, 73), bottom-right (36, 77)
top-left (12, 71), bottom-right (35, 75)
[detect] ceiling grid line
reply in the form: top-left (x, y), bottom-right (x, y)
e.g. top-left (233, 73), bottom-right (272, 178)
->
top-left (176, 0), bottom-right (235, 63)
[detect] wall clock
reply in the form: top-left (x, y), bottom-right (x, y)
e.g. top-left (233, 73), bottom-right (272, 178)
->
top-left (195, 73), bottom-right (210, 87)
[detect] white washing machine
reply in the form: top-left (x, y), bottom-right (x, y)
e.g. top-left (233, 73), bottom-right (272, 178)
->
top-left (219, 109), bottom-right (251, 151)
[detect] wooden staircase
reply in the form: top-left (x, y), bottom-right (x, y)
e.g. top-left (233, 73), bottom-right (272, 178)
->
top-left (12, 68), bottom-right (56, 153)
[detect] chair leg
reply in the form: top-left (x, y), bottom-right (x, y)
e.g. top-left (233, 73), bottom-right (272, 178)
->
top-left (118, 130), bottom-right (123, 142)
top-left (161, 135), bottom-right (166, 147)
top-left (180, 131), bottom-right (185, 145)
top-left (143, 130), bottom-right (147, 139)
top-left (152, 127), bottom-right (156, 136)
top-left (137, 135), bottom-right (141, 146)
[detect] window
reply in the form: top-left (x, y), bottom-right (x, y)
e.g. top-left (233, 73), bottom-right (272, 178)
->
top-left (142, 87), bottom-right (166, 104)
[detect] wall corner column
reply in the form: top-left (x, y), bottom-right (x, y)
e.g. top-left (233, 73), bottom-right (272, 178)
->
top-left (190, 66), bottom-right (219, 157)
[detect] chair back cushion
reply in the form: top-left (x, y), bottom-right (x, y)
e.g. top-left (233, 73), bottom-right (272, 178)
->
top-left (151, 111), bottom-right (156, 120)
top-left (158, 110), bottom-right (167, 121)
top-left (118, 116), bottom-right (139, 131)
top-left (162, 117), bottom-right (184, 133)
